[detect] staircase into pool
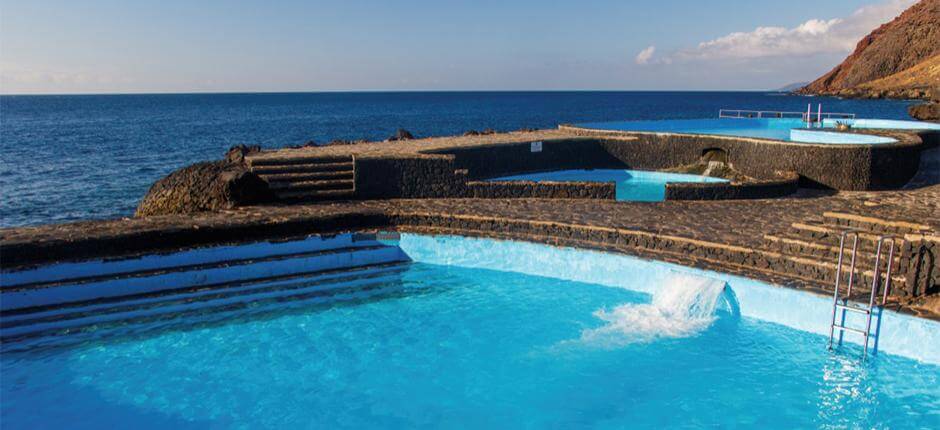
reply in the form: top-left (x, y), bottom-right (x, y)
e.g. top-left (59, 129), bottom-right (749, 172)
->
top-left (761, 212), bottom-right (930, 295)
top-left (0, 235), bottom-right (409, 345)
top-left (247, 154), bottom-right (357, 201)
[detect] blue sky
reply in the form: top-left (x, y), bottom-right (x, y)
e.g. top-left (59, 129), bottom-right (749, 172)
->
top-left (0, 0), bottom-right (916, 94)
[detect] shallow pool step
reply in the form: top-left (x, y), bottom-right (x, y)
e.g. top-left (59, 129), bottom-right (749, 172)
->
top-left (1, 243), bottom-right (407, 312)
top-left (1, 262), bottom-right (410, 342)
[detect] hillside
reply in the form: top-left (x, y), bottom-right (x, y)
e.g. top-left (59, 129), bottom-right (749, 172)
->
top-left (799, 0), bottom-right (940, 99)
top-left (844, 54), bottom-right (940, 99)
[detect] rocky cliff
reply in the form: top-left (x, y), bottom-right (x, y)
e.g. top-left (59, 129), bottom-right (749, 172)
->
top-left (799, 0), bottom-right (940, 99)
top-left (135, 161), bottom-right (273, 217)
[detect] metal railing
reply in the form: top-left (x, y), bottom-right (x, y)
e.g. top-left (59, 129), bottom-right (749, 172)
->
top-left (718, 109), bottom-right (856, 121)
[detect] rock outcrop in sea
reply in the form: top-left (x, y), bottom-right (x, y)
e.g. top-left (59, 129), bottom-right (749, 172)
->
top-left (909, 100), bottom-right (940, 121)
top-left (135, 160), bottom-right (273, 217)
top-left (798, 0), bottom-right (940, 100)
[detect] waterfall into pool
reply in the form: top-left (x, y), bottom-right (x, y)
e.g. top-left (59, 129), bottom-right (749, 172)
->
top-left (582, 274), bottom-right (727, 346)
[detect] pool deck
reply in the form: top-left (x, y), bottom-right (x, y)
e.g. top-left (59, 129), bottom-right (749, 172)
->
top-left (2, 129), bottom-right (939, 319)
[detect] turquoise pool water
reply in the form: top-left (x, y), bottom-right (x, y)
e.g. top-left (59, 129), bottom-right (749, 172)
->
top-left (488, 169), bottom-right (727, 201)
top-left (575, 117), bottom-right (936, 144)
top-left (2, 234), bottom-right (939, 429)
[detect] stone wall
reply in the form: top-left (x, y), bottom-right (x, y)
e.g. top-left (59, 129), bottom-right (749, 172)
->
top-left (431, 138), bottom-right (626, 180)
top-left (908, 239), bottom-right (940, 297)
top-left (665, 172), bottom-right (800, 201)
top-left (354, 155), bottom-right (468, 199)
top-left (347, 129), bottom-right (929, 200)
top-left (563, 126), bottom-right (930, 191)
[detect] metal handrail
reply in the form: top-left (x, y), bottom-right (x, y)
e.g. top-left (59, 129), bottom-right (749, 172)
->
top-left (827, 232), bottom-right (899, 357)
top-left (863, 236), bottom-right (897, 356)
top-left (718, 109), bottom-right (856, 120)
top-left (828, 231), bottom-right (859, 351)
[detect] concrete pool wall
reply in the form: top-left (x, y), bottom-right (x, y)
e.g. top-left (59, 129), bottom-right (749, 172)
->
top-left (560, 125), bottom-right (934, 190)
top-left (398, 234), bottom-right (940, 364)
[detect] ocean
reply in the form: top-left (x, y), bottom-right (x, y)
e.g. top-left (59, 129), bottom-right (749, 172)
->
top-left (0, 92), bottom-right (917, 228)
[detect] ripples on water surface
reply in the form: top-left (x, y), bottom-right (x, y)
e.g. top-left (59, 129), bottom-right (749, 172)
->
top-left (0, 92), bottom-right (916, 227)
top-left (2, 264), bottom-right (938, 429)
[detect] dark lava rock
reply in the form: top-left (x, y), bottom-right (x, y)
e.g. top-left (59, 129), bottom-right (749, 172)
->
top-left (135, 161), bottom-right (273, 217)
top-left (225, 144), bottom-right (262, 164)
top-left (386, 128), bottom-right (415, 141)
top-left (327, 139), bottom-right (368, 146)
top-left (909, 102), bottom-right (940, 121)
top-left (285, 140), bottom-right (319, 149)
top-left (463, 128), bottom-right (498, 136)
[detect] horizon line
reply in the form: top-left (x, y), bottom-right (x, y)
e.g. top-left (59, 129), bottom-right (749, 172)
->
top-left (0, 88), bottom-right (797, 97)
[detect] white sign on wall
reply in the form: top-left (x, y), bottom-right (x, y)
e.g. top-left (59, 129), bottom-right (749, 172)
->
top-left (530, 141), bottom-right (543, 153)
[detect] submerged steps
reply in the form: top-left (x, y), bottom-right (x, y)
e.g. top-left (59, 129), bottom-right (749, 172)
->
top-left (0, 236), bottom-right (411, 343)
top-left (246, 154), bottom-right (356, 202)
top-left (1, 262), bottom-right (409, 342)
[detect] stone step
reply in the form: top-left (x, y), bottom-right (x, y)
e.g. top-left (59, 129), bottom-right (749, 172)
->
top-left (790, 222), bottom-right (908, 249)
top-left (247, 155), bottom-right (354, 167)
top-left (821, 211), bottom-right (932, 235)
top-left (276, 188), bottom-right (356, 201)
top-left (268, 179), bottom-right (355, 192)
top-left (775, 252), bottom-right (906, 294)
top-left (251, 161), bottom-right (354, 175)
top-left (260, 170), bottom-right (354, 183)
top-left (763, 233), bottom-right (906, 275)
top-left (2, 243), bottom-right (389, 292)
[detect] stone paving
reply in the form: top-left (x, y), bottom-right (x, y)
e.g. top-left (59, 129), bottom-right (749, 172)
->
top-left (246, 129), bottom-right (599, 160)
top-left (3, 126), bottom-right (939, 319)
top-left (4, 182), bottom-right (938, 314)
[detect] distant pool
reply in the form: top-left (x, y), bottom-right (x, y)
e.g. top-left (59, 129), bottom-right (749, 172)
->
top-left (575, 117), bottom-right (927, 144)
top-left (488, 169), bottom-right (728, 201)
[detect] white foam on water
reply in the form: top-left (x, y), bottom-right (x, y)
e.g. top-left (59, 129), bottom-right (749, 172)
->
top-left (581, 273), bottom-right (726, 346)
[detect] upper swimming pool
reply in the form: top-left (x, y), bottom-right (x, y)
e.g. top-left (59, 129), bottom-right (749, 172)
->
top-left (488, 169), bottom-right (727, 201)
top-left (2, 233), bottom-right (939, 428)
top-left (574, 117), bottom-right (937, 144)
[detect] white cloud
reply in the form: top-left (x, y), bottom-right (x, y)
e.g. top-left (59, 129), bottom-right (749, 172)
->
top-left (661, 0), bottom-right (915, 63)
top-left (635, 46), bottom-right (656, 65)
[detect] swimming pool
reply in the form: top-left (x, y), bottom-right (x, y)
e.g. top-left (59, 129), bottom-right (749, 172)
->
top-left (574, 117), bottom-right (933, 144)
top-left (488, 169), bottom-right (728, 201)
top-left (2, 234), bottom-right (939, 429)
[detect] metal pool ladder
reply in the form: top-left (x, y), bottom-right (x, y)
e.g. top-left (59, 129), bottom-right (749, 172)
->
top-left (827, 232), bottom-right (897, 357)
